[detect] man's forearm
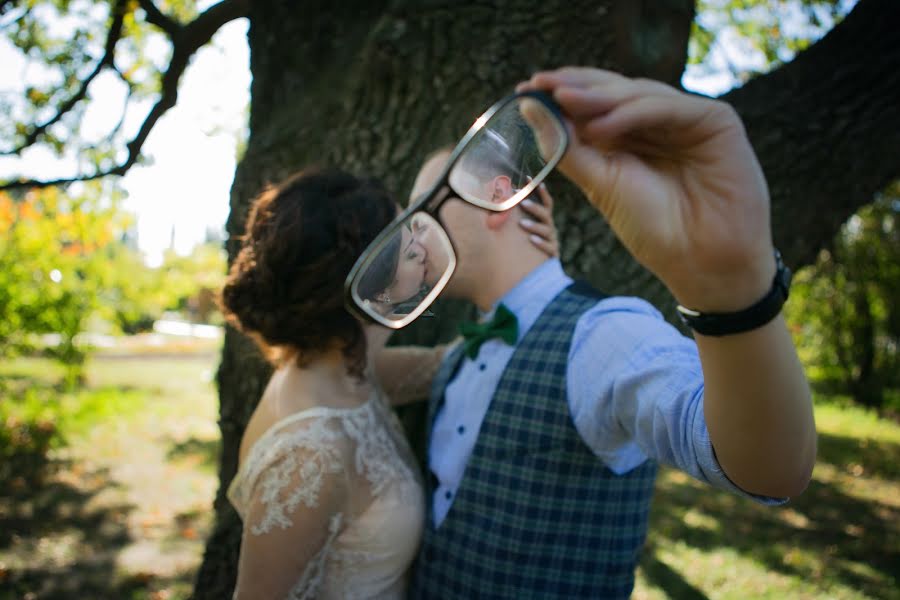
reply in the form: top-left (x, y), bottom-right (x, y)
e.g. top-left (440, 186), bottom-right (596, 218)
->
top-left (697, 315), bottom-right (817, 497)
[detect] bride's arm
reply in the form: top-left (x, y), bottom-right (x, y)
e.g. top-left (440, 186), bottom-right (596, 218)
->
top-left (374, 342), bottom-right (457, 406)
top-left (233, 446), bottom-right (349, 599)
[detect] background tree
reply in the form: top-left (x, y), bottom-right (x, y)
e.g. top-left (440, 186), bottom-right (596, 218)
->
top-left (786, 182), bottom-right (900, 412)
top-left (0, 183), bottom-right (127, 385)
top-left (2, 0), bottom-right (899, 597)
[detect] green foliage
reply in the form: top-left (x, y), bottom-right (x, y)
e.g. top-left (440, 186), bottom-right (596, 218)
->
top-left (0, 387), bottom-right (61, 488)
top-left (0, 357), bottom-right (148, 490)
top-left (0, 183), bottom-right (130, 385)
top-left (0, 180), bottom-right (226, 383)
top-left (786, 182), bottom-right (900, 411)
top-left (0, 0), bottom-right (200, 160)
top-left (155, 243), bottom-right (228, 324)
top-left (690, 0), bottom-right (857, 82)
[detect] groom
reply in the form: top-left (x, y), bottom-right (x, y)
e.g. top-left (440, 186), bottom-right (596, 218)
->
top-left (407, 68), bottom-right (817, 599)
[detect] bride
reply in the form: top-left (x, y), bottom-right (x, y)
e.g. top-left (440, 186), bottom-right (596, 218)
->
top-left (219, 166), bottom-right (557, 598)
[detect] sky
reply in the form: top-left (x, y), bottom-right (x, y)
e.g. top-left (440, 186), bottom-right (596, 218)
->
top-left (0, 8), bottom-right (250, 267)
top-left (2, 5), bottom-right (822, 268)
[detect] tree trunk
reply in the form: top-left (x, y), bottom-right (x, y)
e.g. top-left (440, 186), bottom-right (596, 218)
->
top-left (194, 0), bottom-right (900, 595)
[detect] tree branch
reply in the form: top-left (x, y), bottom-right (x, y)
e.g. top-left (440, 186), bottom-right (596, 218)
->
top-left (137, 0), bottom-right (181, 38)
top-left (724, 0), bottom-right (900, 269)
top-left (2, 0), bottom-right (128, 155)
top-left (0, 0), bottom-right (251, 191)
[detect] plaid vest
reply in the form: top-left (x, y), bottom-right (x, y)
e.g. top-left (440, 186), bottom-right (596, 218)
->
top-left (409, 281), bottom-right (658, 599)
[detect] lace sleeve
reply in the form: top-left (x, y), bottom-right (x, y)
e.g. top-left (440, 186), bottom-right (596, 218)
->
top-left (374, 341), bottom-right (455, 406)
top-left (232, 421), bottom-right (351, 600)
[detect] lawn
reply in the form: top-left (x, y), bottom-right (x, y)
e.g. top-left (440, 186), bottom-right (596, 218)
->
top-left (1, 350), bottom-right (898, 599)
top-left (635, 399), bottom-right (900, 599)
top-left (0, 350), bottom-right (220, 600)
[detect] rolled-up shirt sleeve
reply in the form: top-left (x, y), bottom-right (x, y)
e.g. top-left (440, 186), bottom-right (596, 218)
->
top-left (567, 296), bottom-right (784, 505)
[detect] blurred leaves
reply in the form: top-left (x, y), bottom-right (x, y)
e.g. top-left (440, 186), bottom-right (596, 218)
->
top-left (690, 0), bottom-right (857, 82)
top-left (785, 181), bottom-right (900, 412)
top-left (0, 182), bottom-right (226, 383)
top-left (1, 0), bottom-right (200, 170)
top-left (0, 182), bottom-right (126, 384)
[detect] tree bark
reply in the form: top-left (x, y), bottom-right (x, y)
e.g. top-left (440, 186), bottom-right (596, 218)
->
top-left (194, 0), bottom-right (899, 596)
top-left (725, 0), bottom-right (900, 269)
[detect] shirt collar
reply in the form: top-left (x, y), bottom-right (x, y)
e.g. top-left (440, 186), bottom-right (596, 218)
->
top-left (482, 258), bottom-right (572, 341)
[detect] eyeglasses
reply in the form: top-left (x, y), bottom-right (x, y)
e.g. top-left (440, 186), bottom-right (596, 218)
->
top-left (344, 90), bottom-right (569, 329)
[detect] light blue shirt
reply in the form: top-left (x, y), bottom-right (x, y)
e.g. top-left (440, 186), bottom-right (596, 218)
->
top-left (429, 258), bottom-right (780, 526)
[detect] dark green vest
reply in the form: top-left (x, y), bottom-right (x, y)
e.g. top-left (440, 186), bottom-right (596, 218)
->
top-left (410, 282), bottom-right (657, 599)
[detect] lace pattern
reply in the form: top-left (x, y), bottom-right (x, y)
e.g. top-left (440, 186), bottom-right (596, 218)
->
top-left (249, 426), bottom-right (345, 535)
top-left (287, 512), bottom-right (343, 600)
top-left (228, 392), bottom-right (424, 599)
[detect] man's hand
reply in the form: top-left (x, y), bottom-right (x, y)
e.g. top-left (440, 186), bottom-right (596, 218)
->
top-left (519, 67), bottom-right (775, 313)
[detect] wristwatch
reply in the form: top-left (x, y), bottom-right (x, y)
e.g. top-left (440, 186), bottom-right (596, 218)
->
top-left (676, 250), bottom-right (792, 337)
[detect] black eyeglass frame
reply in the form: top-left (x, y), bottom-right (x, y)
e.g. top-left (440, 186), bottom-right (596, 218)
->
top-left (343, 90), bottom-right (569, 329)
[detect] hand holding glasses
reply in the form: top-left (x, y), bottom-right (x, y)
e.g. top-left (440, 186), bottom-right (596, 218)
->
top-left (344, 91), bottom-right (569, 329)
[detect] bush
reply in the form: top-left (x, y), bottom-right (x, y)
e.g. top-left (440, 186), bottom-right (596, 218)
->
top-left (0, 387), bottom-right (65, 488)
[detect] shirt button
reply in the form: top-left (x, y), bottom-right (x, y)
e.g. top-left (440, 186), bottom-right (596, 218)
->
top-left (445, 490), bottom-right (453, 500)
top-left (457, 425), bottom-right (466, 435)
top-left (479, 363), bottom-right (487, 371)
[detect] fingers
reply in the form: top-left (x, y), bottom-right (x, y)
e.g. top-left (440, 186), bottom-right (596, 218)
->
top-left (517, 67), bottom-right (624, 93)
top-left (519, 192), bottom-right (559, 258)
top-left (522, 219), bottom-right (559, 257)
top-left (555, 140), bottom-right (618, 216)
top-left (520, 98), bottom-right (564, 161)
top-left (520, 191), bottom-right (553, 219)
top-left (529, 235), bottom-right (559, 258)
top-left (518, 67), bottom-right (694, 142)
top-left (535, 181), bottom-right (554, 211)
top-left (579, 94), bottom-right (681, 143)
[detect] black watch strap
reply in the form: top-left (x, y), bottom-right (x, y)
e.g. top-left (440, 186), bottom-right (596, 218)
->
top-left (676, 250), bottom-right (792, 337)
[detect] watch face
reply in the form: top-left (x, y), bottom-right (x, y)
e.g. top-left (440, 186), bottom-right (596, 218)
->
top-left (774, 251), bottom-right (792, 298)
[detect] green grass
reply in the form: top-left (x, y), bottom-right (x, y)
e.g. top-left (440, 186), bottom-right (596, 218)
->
top-left (3, 353), bottom-right (898, 599)
top-left (0, 352), bottom-right (220, 600)
top-left (634, 397), bottom-right (900, 600)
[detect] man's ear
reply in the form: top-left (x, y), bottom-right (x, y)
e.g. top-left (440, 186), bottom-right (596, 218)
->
top-left (490, 175), bottom-right (514, 203)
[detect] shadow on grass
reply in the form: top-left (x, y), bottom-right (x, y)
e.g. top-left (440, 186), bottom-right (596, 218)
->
top-left (639, 432), bottom-right (900, 599)
top-left (640, 541), bottom-right (711, 600)
top-left (167, 436), bottom-right (221, 472)
top-left (816, 431), bottom-right (900, 480)
top-left (0, 460), bottom-right (188, 600)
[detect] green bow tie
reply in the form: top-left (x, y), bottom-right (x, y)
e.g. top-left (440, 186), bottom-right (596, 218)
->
top-left (458, 303), bottom-right (519, 359)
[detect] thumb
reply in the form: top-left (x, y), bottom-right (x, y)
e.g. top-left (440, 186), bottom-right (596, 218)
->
top-left (557, 139), bottom-right (617, 215)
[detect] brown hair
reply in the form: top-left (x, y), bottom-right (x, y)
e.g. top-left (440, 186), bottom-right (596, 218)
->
top-left (220, 167), bottom-right (397, 377)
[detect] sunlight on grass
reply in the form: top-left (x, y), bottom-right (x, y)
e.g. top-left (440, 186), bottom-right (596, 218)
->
top-left (1, 351), bottom-right (221, 599)
top-left (5, 354), bottom-right (898, 599)
top-left (635, 395), bottom-right (900, 600)
top-left (815, 397), bottom-right (900, 444)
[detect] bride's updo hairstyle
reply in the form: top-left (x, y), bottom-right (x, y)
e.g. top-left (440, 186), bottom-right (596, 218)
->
top-left (220, 167), bottom-right (397, 376)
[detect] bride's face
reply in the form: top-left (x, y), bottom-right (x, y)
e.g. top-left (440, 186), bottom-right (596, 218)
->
top-left (383, 226), bottom-right (427, 304)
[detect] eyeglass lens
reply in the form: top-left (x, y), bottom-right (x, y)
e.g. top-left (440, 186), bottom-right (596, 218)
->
top-left (351, 212), bottom-right (455, 326)
top-left (449, 96), bottom-right (565, 211)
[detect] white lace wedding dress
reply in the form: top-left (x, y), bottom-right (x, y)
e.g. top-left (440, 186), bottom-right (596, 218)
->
top-left (227, 388), bottom-right (425, 599)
